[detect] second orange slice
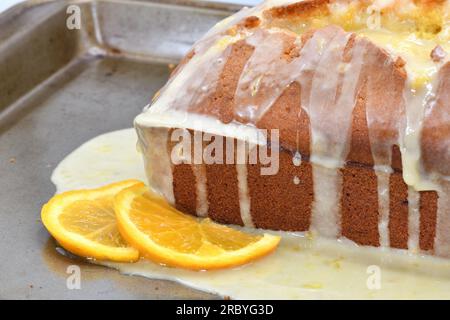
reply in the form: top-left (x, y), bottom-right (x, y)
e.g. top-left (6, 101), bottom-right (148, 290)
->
top-left (114, 183), bottom-right (281, 270)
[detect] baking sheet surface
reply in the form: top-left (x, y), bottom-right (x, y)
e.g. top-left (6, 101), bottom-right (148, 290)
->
top-left (0, 0), bottom-right (235, 299)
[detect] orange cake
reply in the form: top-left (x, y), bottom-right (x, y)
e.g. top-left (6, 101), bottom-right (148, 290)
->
top-left (135, 0), bottom-right (450, 257)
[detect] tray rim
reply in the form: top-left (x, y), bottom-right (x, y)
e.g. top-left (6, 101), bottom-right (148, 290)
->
top-left (0, 0), bottom-right (244, 23)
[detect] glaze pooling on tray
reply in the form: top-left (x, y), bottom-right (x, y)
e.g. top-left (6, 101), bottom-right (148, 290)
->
top-left (135, 0), bottom-right (450, 257)
top-left (51, 129), bottom-right (450, 299)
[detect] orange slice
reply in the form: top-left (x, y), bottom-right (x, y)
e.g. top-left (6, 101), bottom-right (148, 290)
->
top-left (41, 180), bottom-right (140, 262)
top-left (114, 183), bottom-right (281, 270)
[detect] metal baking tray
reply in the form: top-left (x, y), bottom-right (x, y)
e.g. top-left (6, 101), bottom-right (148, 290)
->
top-left (0, 0), bottom-right (240, 299)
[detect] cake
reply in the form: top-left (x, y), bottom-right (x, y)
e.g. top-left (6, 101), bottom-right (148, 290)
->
top-left (135, 0), bottom-right (450, 258)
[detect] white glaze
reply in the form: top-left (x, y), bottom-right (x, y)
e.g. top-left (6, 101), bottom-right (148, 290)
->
top-left (435, 182), bottom-right (450, 257)
top-left (192, 164), bottom-right (209, 217)
top-left (400, 80), bottom-right (439, 191)
top-left (136, 127), bottom-right (175, 204)
top-left (407, 187), bottom-right (421, 253)
top-left (51, 129), bottom-right (146, 193)
top-left (304, 29), bottom-right (366, 237)
top-left (236, 163), bottom-right (254, 227)
top-left (310, 165), bottom-right (342, 238)
top-left (52, 128), bottom-right (450, 299)
top-left (375, 167), bottom-right (391, 248)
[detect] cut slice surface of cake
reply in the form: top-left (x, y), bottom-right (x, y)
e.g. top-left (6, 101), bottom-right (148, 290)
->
top-left (135, 0), bottom-right (450, 257)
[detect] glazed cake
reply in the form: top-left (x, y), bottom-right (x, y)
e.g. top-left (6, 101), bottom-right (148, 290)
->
top-left (135, 0), bottom-right (450, 257)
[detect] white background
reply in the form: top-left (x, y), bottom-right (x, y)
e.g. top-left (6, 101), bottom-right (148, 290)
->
top-left (0, 0), bottom-right (263, 14)
top-left (0, 0), bottom-right (23, 13)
